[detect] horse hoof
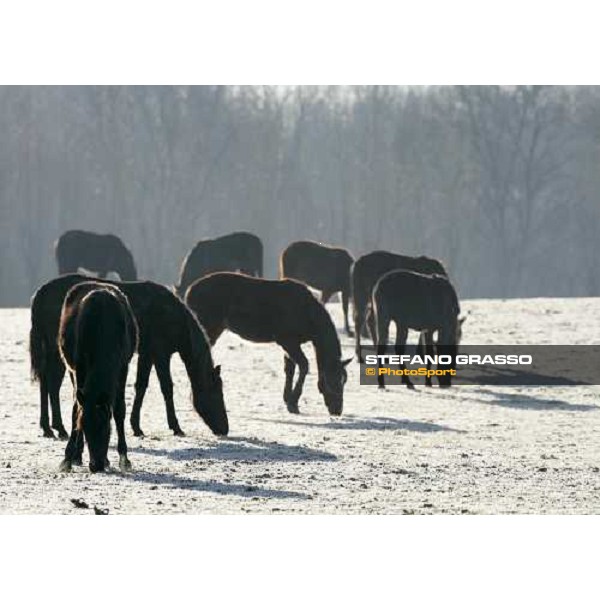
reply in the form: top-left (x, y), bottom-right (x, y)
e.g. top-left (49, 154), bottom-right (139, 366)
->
top-left (73, 456), bottom-right (83, 466)
top-left (346, 331), bottom-right (355, 338)
top-left (285, 404), bottom-right (300, 414)
top-left (132, 429), bottom-right (145, 438)
top-left (119, 457), bottom-right (132, 472)
top-left (57, 429), bottom-right (69, 440)
top-left (43, 429), bottom-right (56, 439)
top-left (173, 428), bottom-right (186, 437)
top-left (58, 459), bottom-right (72, 473)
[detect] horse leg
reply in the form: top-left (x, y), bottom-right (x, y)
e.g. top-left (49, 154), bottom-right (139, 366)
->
top-left (39, 375), bottom-right (53, 438)
top-left (395, 325), bottom-right (414, 390)
top-left (353, 293), bottom-right (365, 361)
top-left (341, 287), bottom-right (353, 337)
top-left (155, 354), bottom-right (185, 436)
top-left (320, 290), bottom-right (333, 305)
top-left (283, 356), bottom-right (297, 413)
top-left (114, 367), bottom-right (131, 472)
top-left (49, 359), bottom-right (68, 439)
top-left (375, 312), bottom-right (390, 390)
top-left (417, 333), bottom-right (428, 387)
top-left (281, 343), bottom-right (309, 414)
top-left (354, 308), bottom-right (364, 362)
top-left (367, 305), bottom-right (378, 346)
top-left (422, 331), bottom-right (434, 388)
top-left (205, 323), bottom-right (225, 346)
top-left (130, 353), bottom-right (152, 437)
top-left (58, 403), bottom-right (82, 472)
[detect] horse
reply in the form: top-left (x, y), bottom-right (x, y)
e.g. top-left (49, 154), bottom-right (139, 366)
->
top-left (184, 272), bottom-right (352, 415)
top-left (55, 230), bottom-right (138, 280)
top-left (57, 282), bottom-right (138, 473)
top-left (279, 240), bottom-right (354, 337)
top-left (30, 274), bottom-right (228, 440)
top-left (371, 269), bottom-right (465, 389)
top-left (175, 231), bottom-right (263, 297)
top-left (351, 251), bottom-right (447, 360)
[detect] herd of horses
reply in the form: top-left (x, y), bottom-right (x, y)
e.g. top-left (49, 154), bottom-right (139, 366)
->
top-left (32, 229), bottom-right (464, 473)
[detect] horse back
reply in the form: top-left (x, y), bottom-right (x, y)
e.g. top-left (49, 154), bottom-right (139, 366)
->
top-left (373, 269), bottom-right (458, 330)
top-left (58, 283), bottom-right (138, 374)
top-left (281, 241), bottom-right (353, 290)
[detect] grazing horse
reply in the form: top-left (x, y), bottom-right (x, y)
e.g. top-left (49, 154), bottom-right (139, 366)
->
top-left (185, 273), bottom-right (352, 415)
top-left (30, 274), bottom-right (228, 440)
top-left (371, 269), bottom-right (465, 389)
top-left (55, 230), bottom-right (138, 280)
top-left (175, 231), bottom-right (263, 297)
top-left (352, 251), bottom-right (447, 360)
top-left (57, 283), bottom-right (138, 473)
top-left (279, 240), bottom-right (354, 337)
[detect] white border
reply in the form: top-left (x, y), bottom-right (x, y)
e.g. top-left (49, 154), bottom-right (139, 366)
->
top-left (0, 1), bottom-right (598, 84)
top-left (1, 516), bottom-right (599, 598)
top-left (2, 2), bottom-right (599, 597)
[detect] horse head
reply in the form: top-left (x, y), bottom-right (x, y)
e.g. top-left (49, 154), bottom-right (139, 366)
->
top-left (318, 357), bottom-right (352, 416)
top-left (192, 364), bottom-right (229, 436)
top-left (76, 387), bottom-right (111, 473)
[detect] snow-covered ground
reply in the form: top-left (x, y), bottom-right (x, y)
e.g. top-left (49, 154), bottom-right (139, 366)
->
top-left (1, 298), bottom-right (599, 514)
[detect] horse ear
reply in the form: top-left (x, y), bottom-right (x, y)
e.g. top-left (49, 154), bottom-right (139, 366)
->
top-left (459, 316), bottom-right (467, 325)
top-left (214, 365), bottom-right (221, 376)
top-left (341, 357), bottom-right (353, 368)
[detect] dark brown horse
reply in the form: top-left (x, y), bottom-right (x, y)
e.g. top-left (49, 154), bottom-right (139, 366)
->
top-left (55, 230), bottom-right (137, 280)
top-left (175, 231), bottom-right (263, 297)
top-left (30, 274), bottom-right (228, 440)
top-left (185, 273), bottom-right (352, 415)
top-left (279, 240), bottom-right (354, 337)
top-left (351, 251), bottom-right (447, 360)
top-left (371, 269), bottom-right (464, 389)
top-left (58, 283), bottom-right (138, 473)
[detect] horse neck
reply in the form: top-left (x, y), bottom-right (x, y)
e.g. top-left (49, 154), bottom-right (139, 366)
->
top-left (310, 303), bottom-right (341, 372)
top-left (179, 314), bottom-right (212, 394)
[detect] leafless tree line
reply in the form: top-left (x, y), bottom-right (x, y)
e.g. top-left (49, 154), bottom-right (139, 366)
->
top-left (0, 85), bottom-right (598, 306)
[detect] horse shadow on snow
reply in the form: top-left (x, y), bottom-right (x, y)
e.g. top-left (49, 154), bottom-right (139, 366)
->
top-left (122, 436), bottom-right (332, 500)
top-left (470, 389), bottom-right (598, 412)
top-left (130, 435), bottom-right (337, 463)
top-left (252, 416), bottom-right (463, 433)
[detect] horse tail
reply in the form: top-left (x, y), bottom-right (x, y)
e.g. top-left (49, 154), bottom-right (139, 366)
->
top-left (29, 312), bottom-right (46, 383)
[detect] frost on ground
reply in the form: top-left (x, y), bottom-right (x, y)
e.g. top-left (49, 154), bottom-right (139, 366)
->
top-left (1, 298), bottom-right (599, 514)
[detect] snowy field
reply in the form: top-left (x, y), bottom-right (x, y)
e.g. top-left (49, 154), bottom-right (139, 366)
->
top-left (1, 297), bottom-right (599, 514)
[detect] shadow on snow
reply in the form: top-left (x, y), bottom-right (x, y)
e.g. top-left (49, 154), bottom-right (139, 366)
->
top-left (251, 415), bottom-right (463, 433)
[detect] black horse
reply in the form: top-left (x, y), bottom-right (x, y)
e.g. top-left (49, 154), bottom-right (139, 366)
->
top-left (352, 251), bottom-right (447, 360)
top-left (185, 273), bottom-right (352, 415)
top-left (280, 240), bottom-right (354, 337)
top-left (175, 232), bottom-right (263, 297)
top-left (371, 269), bottom-right (465, 389)
top-left (30, 274), bottom-right (228, 440)
top-left (55, 230), bottom-right (138, 280)
top-left (58, 282), bottom-right (138, 473)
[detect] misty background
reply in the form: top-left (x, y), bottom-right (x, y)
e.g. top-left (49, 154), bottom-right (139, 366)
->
top-left (0, 85), bottom-right (599, 307)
